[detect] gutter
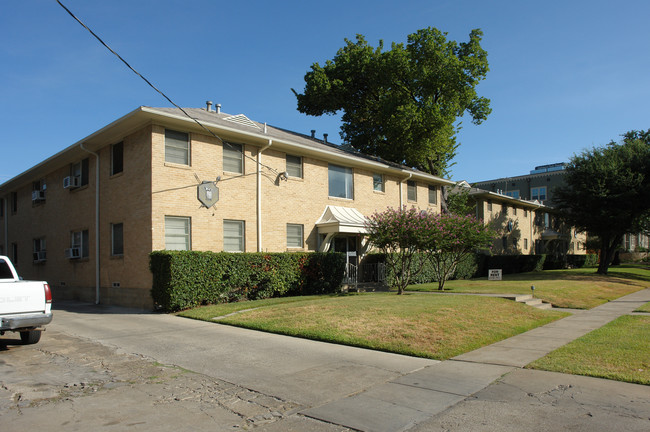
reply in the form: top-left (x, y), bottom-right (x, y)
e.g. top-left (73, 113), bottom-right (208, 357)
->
top-left (399, 171), bottom-right (412, 208)
top-left (140, 107), bottom-right (455, 187)
top-left (80, 143), bottom-right (101, 305)
top-left (257, 139), bottom-right (273, 252)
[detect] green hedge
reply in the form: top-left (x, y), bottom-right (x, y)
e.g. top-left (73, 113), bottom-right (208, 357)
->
top-left (542, 254), bottom-right (599, 270)
top-left (363, 253), bottom-right (480, 285)
top-left (150, 251), bottom-right (346, 312)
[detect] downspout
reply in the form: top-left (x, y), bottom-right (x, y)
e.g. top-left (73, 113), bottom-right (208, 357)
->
top-left (80, 143), bottom-right (100, 304)
top-left (399, 172), bottom-right (412, 208)
top-left (257, 139), bottom-right (272, 252)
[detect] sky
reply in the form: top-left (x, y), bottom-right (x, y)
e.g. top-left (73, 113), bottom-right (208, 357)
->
top-left (2, 0), bottom-right (649, 184)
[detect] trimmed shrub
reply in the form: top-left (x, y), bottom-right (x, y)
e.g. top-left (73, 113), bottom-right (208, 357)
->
top-left (150, 251), bottom-right (346, 312)
top-left (478, 255), bottom-right (546, 276)
top-left (363, 252), bottom-right (482, 284)
top-left (544, 253), bottom-right (599, 269)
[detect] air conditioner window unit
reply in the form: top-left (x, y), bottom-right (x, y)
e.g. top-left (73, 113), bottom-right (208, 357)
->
top-left (65, 248), bottom-right (81, 259)
top-left (33, 251), bottom-right (47, 262)
top-left (31, 190), bottom-right (46, 201)
top-left (63, 176), bottom-right (81, 189)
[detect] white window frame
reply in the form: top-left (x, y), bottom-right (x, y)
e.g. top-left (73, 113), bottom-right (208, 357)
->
top-left (407, 180), bottom-right (417, 202)
top-left (165, 216), bottom-right (191, 251)
top-left (328, 164), bottom-right (354, 199)
top-left (165, 129), bottom-right (190, 166)
top-left (111, 223), bottom-right (124, 256)
top-left (428, 185), bottom-right (437, 205)
top-left (286, 154), bottom-right (303, 178)
top-left (33, 238), bottom-right (46, 262)
top-left (223, 142), bottom-right (244, 174)
top-left (373, 173), bottom-right (384, 192)
top-left (531, 186), bottom-right (547, 201)
top-left (71, 229), bottom-right (90, 258)
top-left (286, 224), bottom-right (304, 248)
top-left (223, 220), bottom-right (245, 252)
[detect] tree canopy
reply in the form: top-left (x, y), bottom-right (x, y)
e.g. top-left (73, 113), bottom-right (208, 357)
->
top-left (293, 27), bottom-right (491, 177)
top-left (554, 130), bottom-right (650, 274)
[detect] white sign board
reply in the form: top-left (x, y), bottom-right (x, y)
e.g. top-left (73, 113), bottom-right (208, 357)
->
top-left (488, 269), bottom-right (502, 281)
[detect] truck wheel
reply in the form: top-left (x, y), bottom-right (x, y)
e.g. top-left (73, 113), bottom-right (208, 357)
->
top-left (20, 330), bottom-right (41, 344)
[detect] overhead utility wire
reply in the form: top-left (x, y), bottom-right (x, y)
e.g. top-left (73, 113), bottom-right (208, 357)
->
top-left (55, 0), bottom-right (279, 175)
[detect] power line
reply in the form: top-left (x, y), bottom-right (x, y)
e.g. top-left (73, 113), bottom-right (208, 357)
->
top-left (55, 0), bottom-right (279, 175)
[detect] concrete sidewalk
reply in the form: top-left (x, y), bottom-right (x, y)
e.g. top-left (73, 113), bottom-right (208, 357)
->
top-left (301, 288), bottom-right (650, 432)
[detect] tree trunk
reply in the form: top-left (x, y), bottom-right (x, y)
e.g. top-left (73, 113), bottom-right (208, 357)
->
top-left (441, 186), bottom-right (449, 214)
top-left (597, 234), bottom-right (623, 274)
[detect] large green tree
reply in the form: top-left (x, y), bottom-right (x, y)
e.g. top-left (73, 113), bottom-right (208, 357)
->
top-left (554, 130), bottom-right (650, 274)
top-left (292, 27), bottom-right (491, 177)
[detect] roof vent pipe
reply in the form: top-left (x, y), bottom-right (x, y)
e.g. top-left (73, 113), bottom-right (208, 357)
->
top-left (323, 133), bottom-right (328, 143)
top-left (311, 130), bottom-right (316, 138)
top-left (206, 101), bottom-right (213, 112)
top-left (216, 103), bottom-right (221, 114)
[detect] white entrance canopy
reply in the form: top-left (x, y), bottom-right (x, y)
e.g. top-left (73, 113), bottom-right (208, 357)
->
top-left (316, 206), bottom-right (369, 252)
top-left (316, 205), bottom-right (369, 234)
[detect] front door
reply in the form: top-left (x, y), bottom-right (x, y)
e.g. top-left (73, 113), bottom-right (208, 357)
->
top-left (332, 235), bottom-right (358, 266)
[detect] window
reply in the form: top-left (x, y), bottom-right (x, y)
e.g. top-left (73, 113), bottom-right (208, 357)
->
top-left (487, 200), bottom-right (492, 212)
top-left (165, 129), bottom-right (190, 165)
top-left (286, 224), bottom-right (303, 248)
top-left (223, 220), bottom-right (245, 252)
top-left (70, 158), bottom-right (90, 187)
top-left (71, 229), bottom-right (90, 258)
top-left (111, 223), bottom-right (124, 256)
top-left (524, 238), bottom-right (528, 251)
top-left (513, 207), bottom-right (517, 216)
top-left (32, 179), bottom-right (46, 202)
top-left (428, 185), bottom-right (437, 205)
top-left (11, 192), bottom-right (17, 213)
top-left (286, 154), bottom-right (302, 178)
top-left (111, 142), bottom-right (124, 175)
top-left (502, 236), bottom-right (508, 249)
top-left (524, 209), bottom-right (528, 218)
top-left (505, 190), bottom-right (520, 199)
top-left (223, 142), bottom-right (243, 174)
top-left (328, 164), bottom-right (354, 199)
top-left (373, 173), bottom-right (384, 192)
top-left (165, 217), bottom-right (191, 251)
top-left (544, 213), bottom-right (550, 229)
top-left (33, 238), bottom-right (46, 262)
top-left (407, 180), bottom-right (417, 202)
top-left (0, 198), bottom-right (3, 218)
top-left (11, 243), bottom-right (17, 264)
top-left (531, 186), bottom-right (547, 201)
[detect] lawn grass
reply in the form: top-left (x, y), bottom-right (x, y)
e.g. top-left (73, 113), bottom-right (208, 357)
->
top-left (635, 302), bottom-right (650, 313)
top-left (179, 293), bottom-right (568, 360)
top-left (527, 315), bottom-right (650, 385)
top-left (407, 265), bottom-right (650, 309)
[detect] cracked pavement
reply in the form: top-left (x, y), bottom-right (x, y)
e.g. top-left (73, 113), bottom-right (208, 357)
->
top-left (0, 331), bottom-right (348, 431)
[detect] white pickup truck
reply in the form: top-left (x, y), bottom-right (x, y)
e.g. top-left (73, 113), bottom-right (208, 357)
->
top-left (0, 255), bottom-right (52, 344)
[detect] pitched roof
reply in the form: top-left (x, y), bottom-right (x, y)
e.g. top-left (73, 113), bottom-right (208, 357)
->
top-left (0, 106), bottom-right (455, 191)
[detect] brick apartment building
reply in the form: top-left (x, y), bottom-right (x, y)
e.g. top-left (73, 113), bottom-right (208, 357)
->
top-left (0, 105), bottom-right (453, 308)
top-left (452, 182), bottom-right (587, 256)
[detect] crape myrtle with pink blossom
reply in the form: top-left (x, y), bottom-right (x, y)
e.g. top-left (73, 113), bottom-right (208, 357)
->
top-left (365, 206), bottom-right (494, 293)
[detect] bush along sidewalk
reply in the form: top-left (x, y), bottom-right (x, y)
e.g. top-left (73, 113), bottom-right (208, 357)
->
top-left (150, 250), bottom-right (346, 312)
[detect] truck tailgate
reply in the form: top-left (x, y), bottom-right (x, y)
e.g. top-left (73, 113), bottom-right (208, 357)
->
top-left (0, 281), bottom-right (47, 315)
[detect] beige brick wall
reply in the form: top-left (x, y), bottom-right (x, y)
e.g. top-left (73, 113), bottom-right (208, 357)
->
top-left (0, 126), bottom-right (153, 308)
top-left (150, 127), bottom-right (442, 255)
top-left (1, 123), bottom-right (444, 309)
